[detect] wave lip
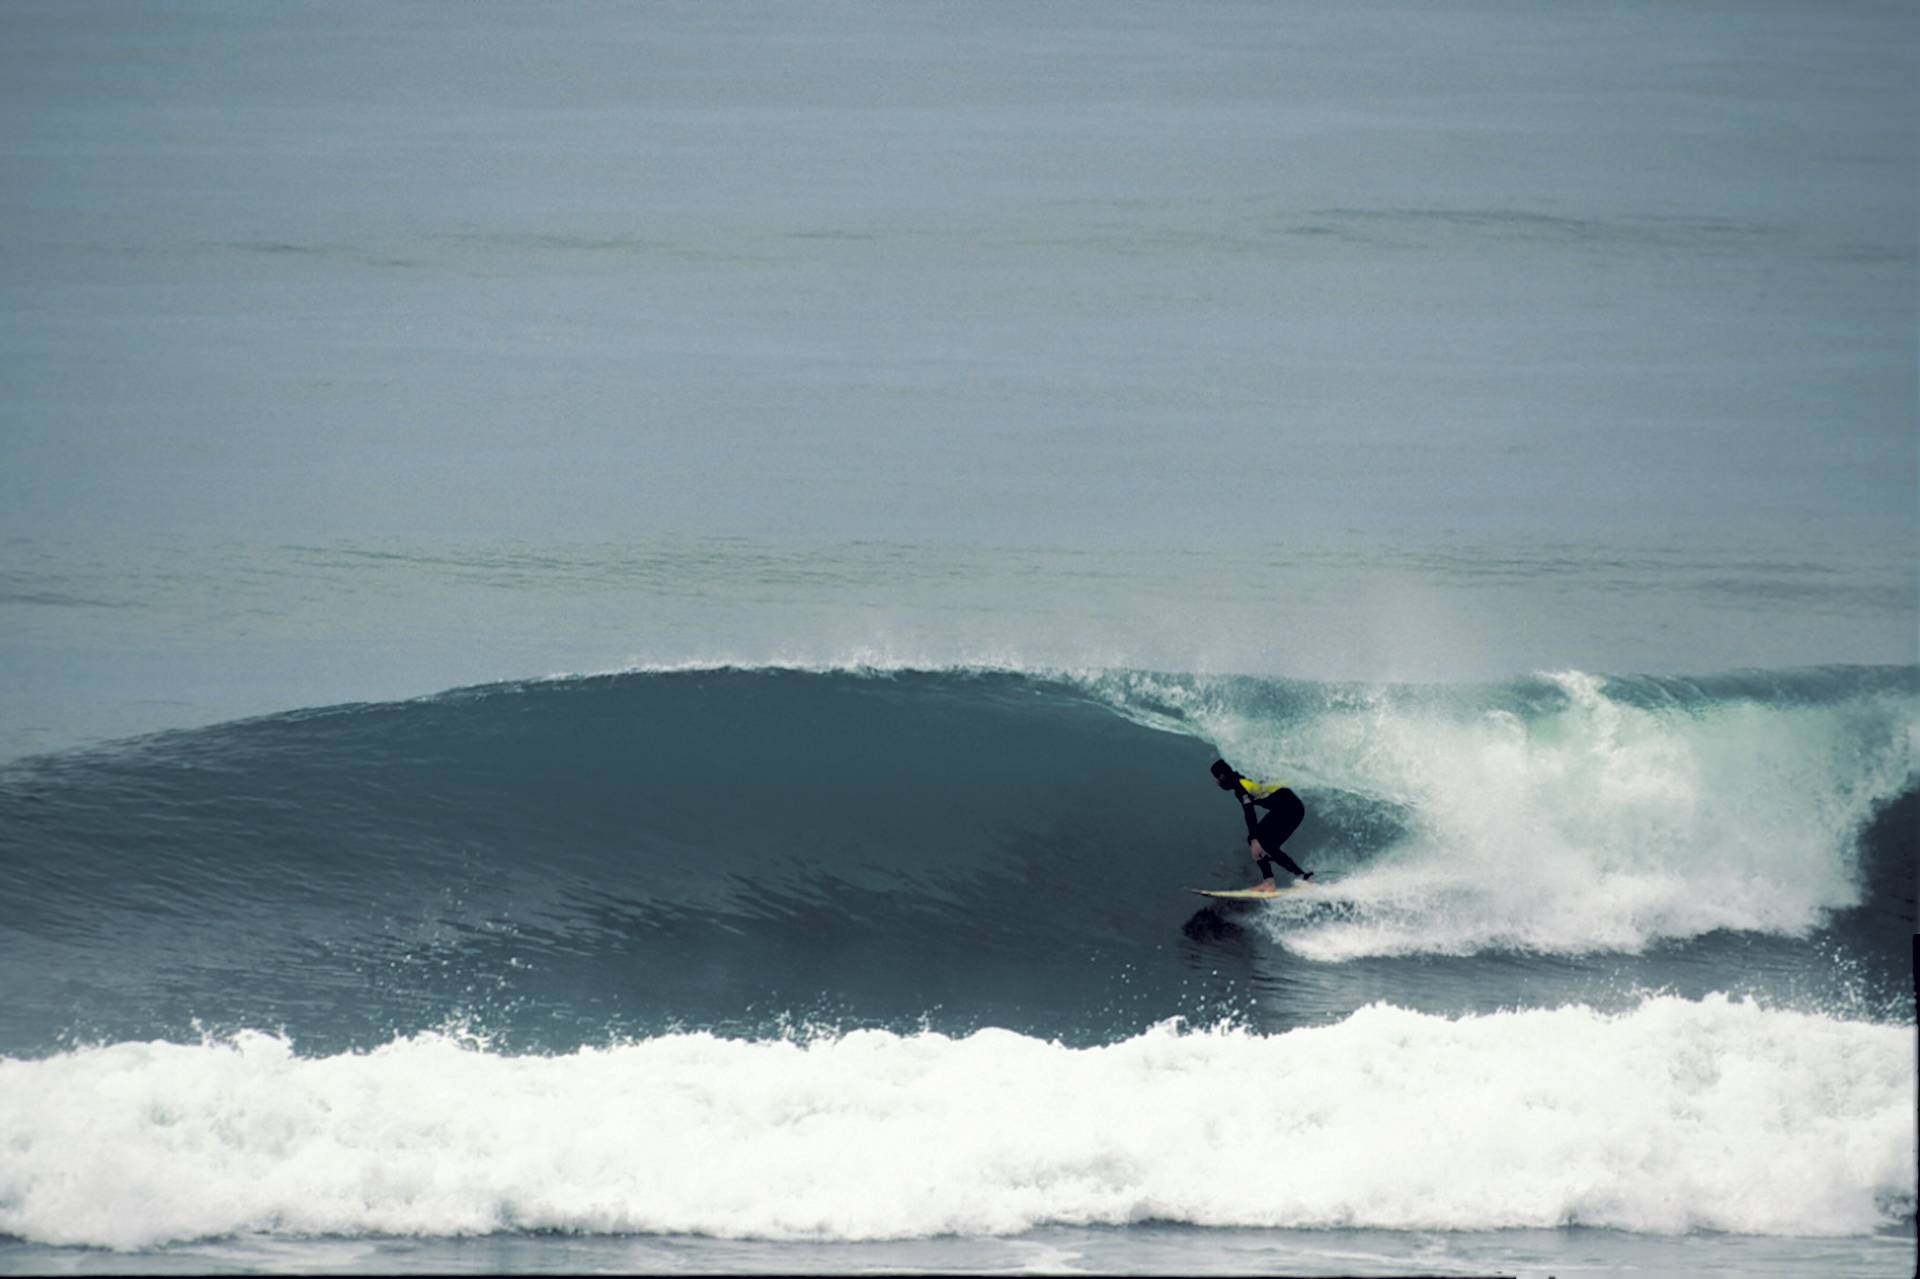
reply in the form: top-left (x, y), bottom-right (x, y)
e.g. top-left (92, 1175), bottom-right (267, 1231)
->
top-left (0, 994), bottom-right (1910, 1250)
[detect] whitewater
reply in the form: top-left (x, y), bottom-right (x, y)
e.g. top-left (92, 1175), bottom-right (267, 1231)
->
top-left (2, 998), bottom-right (1909, 1250)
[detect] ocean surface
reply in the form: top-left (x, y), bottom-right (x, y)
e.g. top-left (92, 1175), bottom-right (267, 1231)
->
top-left (2, 1), bottom-right (1916, 1276)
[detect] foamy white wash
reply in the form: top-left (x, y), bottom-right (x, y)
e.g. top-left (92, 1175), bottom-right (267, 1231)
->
top-left (1096, 669), bottom-right (1917, 959)
top-left (0, 995), bottom-right (1909, 1250)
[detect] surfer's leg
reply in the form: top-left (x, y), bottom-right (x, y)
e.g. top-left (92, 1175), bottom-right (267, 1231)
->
top-left (1265, 846), bottom-right (1308, 878)
top-left (1255, 797), bottom-right (1311, 879)
top-left (1249, 840), bottom-right (1278, 891)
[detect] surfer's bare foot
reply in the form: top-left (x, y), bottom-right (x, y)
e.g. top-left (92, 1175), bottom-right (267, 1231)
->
top-left (1249, 881), bottom-right (1278, 894)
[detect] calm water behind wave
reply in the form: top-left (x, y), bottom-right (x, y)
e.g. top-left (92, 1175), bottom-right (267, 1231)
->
top-left (4, 531), bottom-right (1912, 763)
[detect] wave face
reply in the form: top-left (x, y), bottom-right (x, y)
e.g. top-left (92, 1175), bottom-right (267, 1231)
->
top-left (0, 666), bottom-right (1914, 1057)
top-left (0, 996), bottom-right (1910, 1249)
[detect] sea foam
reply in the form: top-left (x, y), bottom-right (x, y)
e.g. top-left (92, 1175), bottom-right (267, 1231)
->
top-left (1, 994), bottom-right (1909, 1250)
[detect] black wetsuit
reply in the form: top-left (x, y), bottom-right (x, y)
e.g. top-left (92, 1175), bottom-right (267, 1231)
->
top-left (1239, 786), bottom-right (1308, 879)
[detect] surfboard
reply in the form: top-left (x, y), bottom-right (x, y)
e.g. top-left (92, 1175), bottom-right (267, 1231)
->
top-left (1190, 884), bottom-right (1316, 901)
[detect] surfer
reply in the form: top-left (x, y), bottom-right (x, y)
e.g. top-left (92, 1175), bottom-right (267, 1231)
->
top-left (1211, 759), bottom-right (1314, 893)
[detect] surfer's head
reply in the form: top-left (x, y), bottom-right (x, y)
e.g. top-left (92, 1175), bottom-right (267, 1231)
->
top-left (1209, 759), bottom-right (1239, 790)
